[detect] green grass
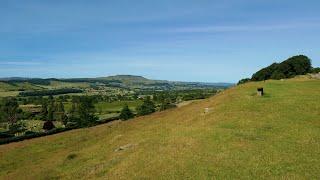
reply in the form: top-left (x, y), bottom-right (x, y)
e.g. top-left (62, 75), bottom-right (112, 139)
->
top-left (39, 81), bottom-right (90, 89)
top-left (95, 100), bottom-right (143, 113)
top-left (64, 100), bottom-right (142, 113)
top-left (0, 91), bottom-right (20, 97)
top-left (0, 78), bottom-right (319, 179)
top-left (97, 113), bottom-right (120, 120)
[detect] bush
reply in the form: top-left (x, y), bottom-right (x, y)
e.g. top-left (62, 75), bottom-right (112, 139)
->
top-left (9, 121), bottom-right (26, 134)
top-left (24, 131), bottom-right (36, 135)
top-left (43, 121), bottom-right (55, 131)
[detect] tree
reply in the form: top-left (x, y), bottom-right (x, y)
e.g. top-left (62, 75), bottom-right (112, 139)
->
top-left (40, 100), bottom-right (48, 120)
top-left (311, 67), bottom-right (320, 73)
top-left (77, 96), bottom-right (98, 127)
top-left (119, 105), bottom-right (134, 120)
top-left (9, 121), bottom-right (26, 134)
top-left (67, 98), bottom-right (79, 125)
top-left (137, 97), bottom-right (156, 116)
top-left (251, 55), bottom-right (313, 81)
top-left (237, 78), bottom-right (251, 85)
top-left (1, 98), bottom-right (21, 125)
top-left (270, 71), bottom-right (286, 80)
top-left (47, 105), bottom-right (54, 121)
top-left (56, 101), bottom-right (67, 122)
top-left (159, 101), bottom-right (176, 111)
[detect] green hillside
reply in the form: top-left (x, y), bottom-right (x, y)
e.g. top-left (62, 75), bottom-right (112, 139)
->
top-left (0, 78), bottom-right (319, 179)
top-left (0, 75), bottom-right (231, 97)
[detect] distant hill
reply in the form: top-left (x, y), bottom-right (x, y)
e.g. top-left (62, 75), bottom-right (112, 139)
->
top-left (0, 75), bottom-right (233, 91)
top-left (0, 75), bottom-right (233, 97)
top-left (1, 77), bottom-right (319, 179)
top-left (100, 75), bottom-right (150, 82)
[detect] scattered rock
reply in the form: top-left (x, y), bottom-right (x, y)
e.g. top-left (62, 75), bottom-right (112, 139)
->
top-left (115, 144), bottom-right (137, 152)
top-left (204, 108), bottom-right (211, 113)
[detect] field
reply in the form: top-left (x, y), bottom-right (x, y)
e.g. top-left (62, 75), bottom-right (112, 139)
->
top-left (0, 78), bottom-right (319, 179)
top-left (63, 100), bottom-right (143, 120)
top-left (95, 100), bottom-right (143, 113)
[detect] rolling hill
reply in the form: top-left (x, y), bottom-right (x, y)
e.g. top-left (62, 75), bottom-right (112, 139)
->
top-left (0, 77), bottom-right (319, 179)
top-left (0, 75), bottom-right (233, 97)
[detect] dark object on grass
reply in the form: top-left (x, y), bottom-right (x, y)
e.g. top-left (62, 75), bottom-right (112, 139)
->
top-left (43, 121), bottom-right (55, 131)
top-left (66, 153), bottom-right (77, 160)
top-left (257, 88), bottom-right (264, 96)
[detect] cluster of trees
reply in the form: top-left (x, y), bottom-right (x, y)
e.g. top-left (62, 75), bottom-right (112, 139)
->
top-left (0, 98), bottom-right (25, 134)
top-left (238, 55), bottom-right (318, 84)
top-left (19, 88), bottom-right (83, 97)
top-left (1, 78), bottom-right (56, 86)
top-left (252, 55), bottom-right (312, 81)
top-left (119, 88), bottom-right (216, 121)
top-left (1, 84), bottom-right (218, 141)
top-left (119, 96), bottom-right (156, 121)
top-left (0, 95), bottom-right (99, 137)
top-left (67, 96), bottom-right (98, 127)
top-left (39, 96), bottom-right (67, 125)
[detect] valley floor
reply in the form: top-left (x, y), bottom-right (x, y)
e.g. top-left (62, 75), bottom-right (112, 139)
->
top-left (0, 78), bottom-right (319, 179)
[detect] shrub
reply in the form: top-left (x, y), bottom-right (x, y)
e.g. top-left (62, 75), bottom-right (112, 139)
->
top-left (0, 132), bottom-right (14, 139)
top-left (9, 121), bottom-right (26, 134)
top-left (43, 121), bottom-right (55, 131)
top-left (24, 131), bottom-right (36, 135)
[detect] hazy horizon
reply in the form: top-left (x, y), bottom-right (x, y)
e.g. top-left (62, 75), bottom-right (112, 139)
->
top-left (1, 0), bottom-right (319, 82)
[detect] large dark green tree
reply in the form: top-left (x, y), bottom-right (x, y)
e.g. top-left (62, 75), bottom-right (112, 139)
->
top-left (251, 55), bottom-right (312, 81)
top-left (56, 101), bottom-right (68, 123)
top-left (77, 96), bottom-right (98, 127)
top-left (137, 97), bottom-right (156, 116)
top-left (40, 100), bottom-right (48, 120)
top-left (0, 98), bottom-right (21, 125)
top-left (119, 105), bottom-right (134, 120)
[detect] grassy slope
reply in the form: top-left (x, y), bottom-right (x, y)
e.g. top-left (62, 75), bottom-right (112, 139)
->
top-left (0, 78), bottom-right (319, 179)
top-left (0, 82), bottom-right (43, 97)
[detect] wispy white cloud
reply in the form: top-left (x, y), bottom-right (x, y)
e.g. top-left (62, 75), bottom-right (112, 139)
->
top-left (0, 61), bottom-right (42, 66)
top-left (164, 21), bottom-right (320, 33)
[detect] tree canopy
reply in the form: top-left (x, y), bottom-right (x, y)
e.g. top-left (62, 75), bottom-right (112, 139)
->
top-left (251, 55), bottom-right (312, 81)
top-left (119, 105), bottom-right (134, 120)
top-left (137, 97), bottom-right (156, 116)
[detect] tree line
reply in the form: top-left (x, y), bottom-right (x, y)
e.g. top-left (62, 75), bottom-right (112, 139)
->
top-left (238, 55), bottom-right (319, 84)
top-left (19, 88), bottom-right (83, 97)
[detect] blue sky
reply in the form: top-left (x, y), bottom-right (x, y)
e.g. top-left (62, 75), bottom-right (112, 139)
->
top-left (0, 0), bottom-right (319, 83)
